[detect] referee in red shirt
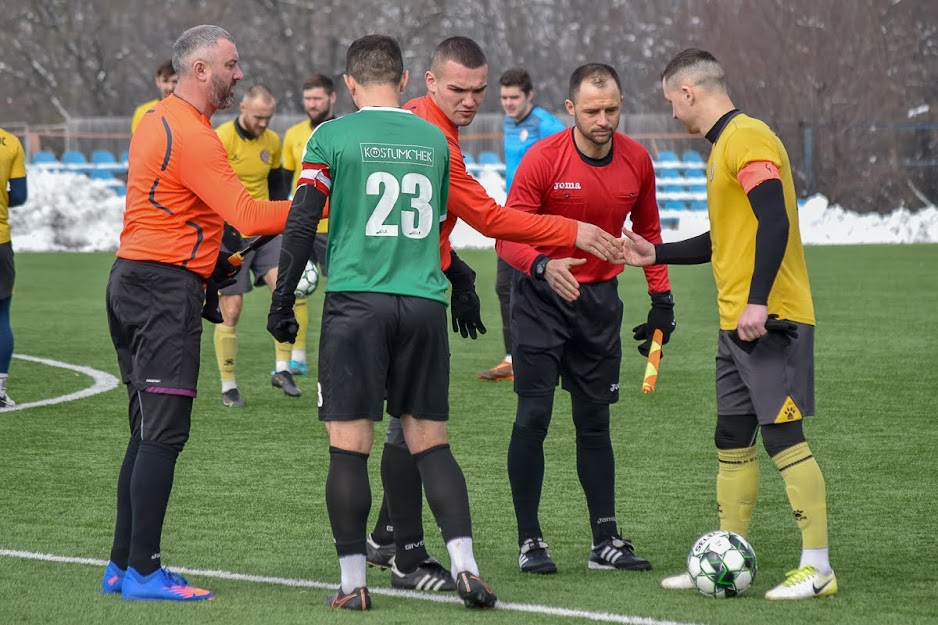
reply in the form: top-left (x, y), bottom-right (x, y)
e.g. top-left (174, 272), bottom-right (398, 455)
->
top-left (497, 63), bottom-right (675, 574)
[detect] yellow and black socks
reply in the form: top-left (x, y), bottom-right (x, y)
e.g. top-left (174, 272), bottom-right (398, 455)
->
top-left (772, 442), bottom-right (829, 552)
top-left (717, 446), bottom-right (759, 538)
top-left (214, 324), bottom-right (238, 391)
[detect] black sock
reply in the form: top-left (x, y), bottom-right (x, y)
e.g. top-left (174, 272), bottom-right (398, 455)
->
top-left (414, 444), bottom-right (472, 542)
top-left (508, 424), bottom-right (549, 543)
top-left (109, 435), bottom-right (140, 569)
top-left (508, 394), bottom-right (553, 544)
top-left (380, 443), bottom-right (427, 572)
top-left (573, 399), bottom-right (617, 544)
top-left (326, 447), bottom-right (371, 557)
top-left (370, 494), bottom-right (394, 545)
top-left (128, 440), bottom-right (178, 575)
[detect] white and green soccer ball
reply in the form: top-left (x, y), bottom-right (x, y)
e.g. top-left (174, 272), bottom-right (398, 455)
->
top-left (687, 530), bottom-right (757, 598)
top-left (294, 260), bottom-right (320, 298)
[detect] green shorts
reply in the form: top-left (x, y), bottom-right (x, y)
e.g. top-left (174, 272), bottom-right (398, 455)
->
top-left (715, 323), bottom-right (815, 425)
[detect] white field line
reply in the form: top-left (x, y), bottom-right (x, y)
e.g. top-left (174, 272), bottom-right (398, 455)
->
top-left (0, 549), bottom-right (703, 625)
top-left (0, 353), bottom-right (119, 412)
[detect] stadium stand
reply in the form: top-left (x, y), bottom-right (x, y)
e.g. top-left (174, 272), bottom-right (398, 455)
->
top-left (32, 150), bottom-right (59, 172)
top-left (478, 150), bottom-right (502, 166)
top-left (61, 150), bottom-right (90, 176)
top-left (462, 151), bottom-right (475, 165)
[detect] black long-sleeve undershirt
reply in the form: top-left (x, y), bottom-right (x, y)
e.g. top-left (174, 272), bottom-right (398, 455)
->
top-left (273, 184), bottom-right (326, 305)
top-left (745, 178), bottom-right (789, 305)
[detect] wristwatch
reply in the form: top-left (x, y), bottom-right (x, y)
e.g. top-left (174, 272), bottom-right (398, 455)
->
top-left (532, 255), bottom-right (550, 281)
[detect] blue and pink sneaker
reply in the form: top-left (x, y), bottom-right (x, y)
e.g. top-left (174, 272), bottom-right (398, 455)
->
top-left (101, 561), bottom-right (126, 594)
top-left (121, 566), bottom-right (214, 602)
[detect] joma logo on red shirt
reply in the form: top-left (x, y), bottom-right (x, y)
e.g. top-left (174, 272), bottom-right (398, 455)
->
top-left (553, 181), bottom-right (581, 190)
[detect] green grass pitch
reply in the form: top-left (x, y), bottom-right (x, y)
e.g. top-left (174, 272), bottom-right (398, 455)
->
top-left (1, 246), bottom-right (936, 624)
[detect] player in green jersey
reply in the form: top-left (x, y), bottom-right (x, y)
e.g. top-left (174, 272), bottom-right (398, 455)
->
top-left (267, 34), bottom-right (496, 611)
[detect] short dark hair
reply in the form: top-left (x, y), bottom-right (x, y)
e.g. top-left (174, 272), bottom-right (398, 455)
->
top-left (302, 73), bottom-right (334, 94)
top-left (568, 63), bottom-right (621, 102)
top-left (156, 59), bottom-right (176, 79)
top-left (346, 35), bottom-right (403, 86)
top-left (499, 68), bottom-right (532, 94)
top-left (661, 48), bottom-right (725, 91)
top-left (431, 36), bottom-right (487, 74)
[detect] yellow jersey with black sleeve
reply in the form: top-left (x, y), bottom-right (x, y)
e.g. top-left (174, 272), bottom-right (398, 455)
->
top-left (216, 120), bottom-right (282, 201)
top-left (131, 98), bottom-right (159, 134)
top-left (707, 113), bottom-right (814, 329)
top-left (283, 118), bottom-right (329, 234)
top-left (0, 129), bottom-right (26, 244)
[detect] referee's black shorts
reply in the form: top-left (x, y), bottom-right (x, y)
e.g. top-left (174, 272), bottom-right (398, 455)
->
top-left (318, 292), bottom-right (449, 422)
top-left (510, 274), bottom-right (623, 404)
top-left (106, 258), bottom-right (205, 396)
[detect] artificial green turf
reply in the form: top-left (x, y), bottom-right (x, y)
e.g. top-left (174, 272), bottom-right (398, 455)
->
top-left (1, 246), bottom-right (936, 624)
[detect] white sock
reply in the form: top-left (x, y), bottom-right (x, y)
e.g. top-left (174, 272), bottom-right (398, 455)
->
top-left (446, 536), bottom-right (479, 578)
top-left (504, 354), bottom-right (512, 364)
top-left (291, 350), bottom-right (306, 364)
top-left (221, 379), bottom-right (238, 393)
top-left (275, 360), bottom-right (290, 373)
top-left (799, 547), bottom-right (831, 574)
top-left (338, 554), bottom-right (367, 593)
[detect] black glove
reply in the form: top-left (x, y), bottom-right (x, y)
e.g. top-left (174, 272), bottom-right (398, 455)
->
top-left (444, 250), bottom-right (487, 340)
top-left (210, 249), bottom-right (241, 290)
top-left (632, 290), bottom-right (676, 357)
top-left (765, 314), bottom-right (798, 340)
top-left (221, 223), bottom-right (242, 253)
top-left (201, 281), bottom-right (224, 324)
top-left (267, 293), bottom-right (299, 343)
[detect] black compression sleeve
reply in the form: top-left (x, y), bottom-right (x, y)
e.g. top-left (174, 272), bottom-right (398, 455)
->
top-left (267, 167), bottom-right (290, 201)
top-left (747, 178), bottom-right (789, 305)
top-left (654, 231), bottom-right (712, 265)
top-left (273, 184), bottom-right (326, 304)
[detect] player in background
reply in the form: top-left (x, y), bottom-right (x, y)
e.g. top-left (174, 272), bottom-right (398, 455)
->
top-left (477, 68), bottom-right (567, 382)
top-left (281, 73), bottom-right (337, 376)
top-left (215, 85), bottom-right (298, 407)
top-left (362, 35), bottom-right (625, 590)
top-left (0, 127), bottom-right (27, 408)
top-left (102, 24), bottom-right (289, 601)
top-left (497, 63), bottom-right (673, 574)
top-left (267, 34), bottom-right (497, 610)
top-left (131, 60), bottom-right (178, 134)
top-left (621, 48), bottom-right (835, 600)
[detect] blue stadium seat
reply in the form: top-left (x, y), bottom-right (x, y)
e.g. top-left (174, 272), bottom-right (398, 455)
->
top-left (688, 199), bottom-right (708, 211)
top-left (681, 149), bottom-right (704, 164)
top-left (478, 151), bottom-right (502, 166)
top-left (90, 149), bottom-right (117, 180)
top-left (32, 150), bottom-right (59, 172)
top-left (462, 152), bottom-right (475, 164)
top-left (663, 199), bottom-right (687, 210)
top-left (657, 150), bottom-right (680, 163)
top-left (118, 149), bottom-right (130, 175)
top-left (61, 150), bottom-right (90, 176)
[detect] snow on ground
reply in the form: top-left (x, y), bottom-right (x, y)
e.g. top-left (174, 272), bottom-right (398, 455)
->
top-left (10, 168), bottom-right (938, 253)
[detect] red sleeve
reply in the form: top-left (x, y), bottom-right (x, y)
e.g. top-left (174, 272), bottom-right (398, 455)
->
top-left (495, 148), bottom-right (552, 274)
top-left (629, 150), bottom-right (671, 293)
top-left (444, 138), bottom-right (577, 246)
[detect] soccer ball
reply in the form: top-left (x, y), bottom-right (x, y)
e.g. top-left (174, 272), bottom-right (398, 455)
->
top-left (687, 530), bottom-right (757, 598)
top-left (294, 260), bottom-right (320, 298)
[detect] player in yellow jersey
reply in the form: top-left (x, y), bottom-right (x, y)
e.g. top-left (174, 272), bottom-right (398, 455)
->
top-left (0, 128), bottom-right (27, 408)
top-left (215, 84), bottom-right (299, 406)
top-left (281, 73), bottom-right (337, 375)
top-left (621, 48), bottom-right (835, 601)
top-left (130, 60), bottom-right (178, 134)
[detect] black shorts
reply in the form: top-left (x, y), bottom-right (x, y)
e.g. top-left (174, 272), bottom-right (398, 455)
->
top-left (510, 274), bottom-right (623, 403)
top-left (318, 292), bottom-right (449, 421)
top-left (106, 258), bottom-right (205, 395)
top-left (0, 242), bottom-right (14, 300)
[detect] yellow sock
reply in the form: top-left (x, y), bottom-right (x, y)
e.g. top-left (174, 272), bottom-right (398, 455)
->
top-left (294, 297), bottom-right (308, 352)
top-left (772, 442), bottom-right (829, 549)
top-left (275, 338), bottom-right (292, 366)
top-left (214, 324), bottom-right (238, 384)
top-left (717, 446), bottom-right (759, 538)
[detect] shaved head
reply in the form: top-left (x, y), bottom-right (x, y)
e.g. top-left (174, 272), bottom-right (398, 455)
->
top-left (661, 48), bottom-right (726, 93)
